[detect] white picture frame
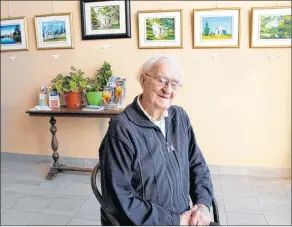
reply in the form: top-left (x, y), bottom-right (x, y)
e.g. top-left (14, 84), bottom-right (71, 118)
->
top-left (1, 16), bottom-right (29, 52)
top-left (138, 9), bottom-right (183, 49)
top-left (250, 7), bottom-right (291, 48)
top-left (34, 13), bottom-right (74, 50)
top-left (193, 8), bottom-right (240, 48)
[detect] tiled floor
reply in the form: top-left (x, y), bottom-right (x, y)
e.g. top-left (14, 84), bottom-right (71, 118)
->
top-left (1, 159), bottom-right (291, 225)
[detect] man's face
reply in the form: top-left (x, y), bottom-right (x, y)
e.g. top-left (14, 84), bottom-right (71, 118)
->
top-left (141, 60), bottom-right (182, 111)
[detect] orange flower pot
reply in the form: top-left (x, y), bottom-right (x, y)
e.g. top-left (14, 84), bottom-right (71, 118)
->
top-left (65, 92), bottom-right (81, 109)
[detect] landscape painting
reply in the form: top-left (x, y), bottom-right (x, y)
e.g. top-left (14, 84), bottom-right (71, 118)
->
top-left (80, 0), bottom-right (131, 40)
top-left (1, 24), bottom-right (22, 44)
top-left (0, 16), bottom-right (29, 51)
top-left (90, 5), bottom-right (120, 30)
top-left (259, 15), bottom-right (291, 39)
top-left (145, 18), bottom-right (175, 41)
top-left (201, 16), bottom-right (233, 40)
top-left (250, 7), bottom-right (291, 48)
top-left (34, 13), bottom-right (74, 49)
top-left (138, 9), bottom-right (182, 49)
top-left (193, 8), bottom-right (240, 48)
top-left (41, 21), bottom-right (67, 43)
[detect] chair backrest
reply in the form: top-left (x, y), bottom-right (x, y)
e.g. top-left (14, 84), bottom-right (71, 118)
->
top-left (91, 162), bottom-right (220, 225)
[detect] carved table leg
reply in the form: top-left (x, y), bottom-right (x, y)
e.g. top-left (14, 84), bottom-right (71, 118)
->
top-left (46, 116), bottom-right (64, 180)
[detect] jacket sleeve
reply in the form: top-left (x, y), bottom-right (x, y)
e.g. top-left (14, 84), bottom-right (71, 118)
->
top-left (99, 133), bottom-right (180, 226)
top-left (187, 117), bottom-right (214, 209)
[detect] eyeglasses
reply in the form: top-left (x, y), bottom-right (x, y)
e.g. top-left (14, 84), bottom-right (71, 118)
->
top-left (144, 73), bottom-right (182, 90)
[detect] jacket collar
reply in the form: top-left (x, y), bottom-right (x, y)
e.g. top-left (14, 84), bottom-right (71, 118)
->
top-left (124, 95), bottom-right (174, 128)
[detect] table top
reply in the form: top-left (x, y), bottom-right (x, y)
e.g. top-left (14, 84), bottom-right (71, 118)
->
top-left (26, 106), bottom-right (123, 118)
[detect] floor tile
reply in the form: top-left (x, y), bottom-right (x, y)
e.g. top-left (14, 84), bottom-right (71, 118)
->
top-left (222, 185), bottom-right (255, 198)
top-left (250, 179), bottom-right (287, 192)
top-left (28, 213), bottom-right (71, 225)
top-left (1, 208), bottom-right (7, 214)
top-left (30, 180), bottom-right (69, 197)
top-left (10, 194), bottom-right (53, 213)
top-left (226, 213), bottom-right (267, 225)
top-left (67, 217), bottom-right (102, 225)
top-left (265, 215), bottom-right (291, 225)
top-left (1, 191), bottom-right (27, 209)
top-left (73, 198), bottom-right (101, 220)
top-left (1, 209), bottom-right (37, 225)
top-left (56, 183), bottom-right (93, 200)
top-left (41, 197), bottom-right (86, 217)
top-left (220, 175), bottom-right (251, 188)
top-left (224, 197), bottom-right (262, 215)
top-left (258, 199), bottom-right (291, 217)
top-left (4, 182), bottom-right (38, 194)
top-left (254, 189), bottom-right (290, 200)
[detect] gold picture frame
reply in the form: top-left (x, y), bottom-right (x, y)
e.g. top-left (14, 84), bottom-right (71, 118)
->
top-left (0, 16), bottom-right (29, 52)
top-left (193, 8), bottom-right (241, 49)
top-left (137, 9), bottom-right (183, 49)
top-left (34, 12), bottom-right (74, 50)
top-left (250, 6), bottom-right (291, 48)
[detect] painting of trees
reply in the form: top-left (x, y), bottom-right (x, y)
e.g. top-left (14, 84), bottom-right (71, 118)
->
top-left (203, 21), bottom-right (210, 36)
top-left (260, 15), bottom-right (291, 39)
top-left (90, 5), bottom-right (120, 30)
top-left (146, 17), bottom-right (175, 40)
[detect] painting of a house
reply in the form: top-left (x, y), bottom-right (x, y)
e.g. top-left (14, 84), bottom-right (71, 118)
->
top-left (41, 21), bottom-right (67, 43)
top-left (201, 16), bottom-right (233, 40)
top-left (146, 18), bottom-right (175, 40)
top-left (90, 5), bottom-right (120, 30)
top-left (152, 21), bottom-right (167, 38)
top-left (215, 26), bottom-right (227, 35)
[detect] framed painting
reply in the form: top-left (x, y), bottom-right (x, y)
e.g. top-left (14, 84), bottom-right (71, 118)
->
top-left (80, 0), bottom-right (131, 40)
top-left (193, 8), bottom-right (240, 48)
top-left (138, 9), bottom-right (183, 49)
top-left (34, 13), bottom-right (74, 50)
top-left (1, 16), bottom-right (29, 52)
top-left (250, 7), bottom-right (291, 48)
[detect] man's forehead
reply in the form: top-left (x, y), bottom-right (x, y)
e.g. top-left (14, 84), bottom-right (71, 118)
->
top-left (151, 61), bottom-right (182, 79)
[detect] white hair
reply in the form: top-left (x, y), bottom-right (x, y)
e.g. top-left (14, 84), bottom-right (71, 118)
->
top-left (137, 55), bottom-right (184, 86)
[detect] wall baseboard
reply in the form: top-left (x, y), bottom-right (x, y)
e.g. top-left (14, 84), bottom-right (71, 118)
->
top-left (1, 152), bottom-right (291, 178)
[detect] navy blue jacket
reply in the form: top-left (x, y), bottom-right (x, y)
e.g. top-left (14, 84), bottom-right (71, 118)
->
top-left (99, 96), bottom-right (213, 225)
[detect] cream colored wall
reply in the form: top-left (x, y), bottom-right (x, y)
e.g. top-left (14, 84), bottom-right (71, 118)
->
top-left (1, 1), bottom-right (291, 168)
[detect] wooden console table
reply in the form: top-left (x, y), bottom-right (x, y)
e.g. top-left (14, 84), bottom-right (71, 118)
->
top-left (26, 106), bottom-right (123, 180)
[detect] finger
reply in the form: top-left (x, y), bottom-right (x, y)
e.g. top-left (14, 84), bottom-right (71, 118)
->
top-left (190, 212), bottom-right (199, 226)
top-left (191, 205), bottom-right (198, 211)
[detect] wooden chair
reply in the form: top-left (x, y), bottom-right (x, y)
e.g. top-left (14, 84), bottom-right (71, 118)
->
top-left (91, 162), bottom-right (220, 226)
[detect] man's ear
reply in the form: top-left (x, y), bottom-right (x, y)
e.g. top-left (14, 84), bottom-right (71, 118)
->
top-left (140, 74), bottom-right (145, 84)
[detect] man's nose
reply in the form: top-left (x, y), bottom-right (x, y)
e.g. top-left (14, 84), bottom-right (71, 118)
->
top-left (163, 82), bottom-right (172, 94)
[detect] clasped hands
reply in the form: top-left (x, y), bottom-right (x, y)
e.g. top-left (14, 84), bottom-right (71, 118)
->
top-left (180, 205), bottom-right (211, 226)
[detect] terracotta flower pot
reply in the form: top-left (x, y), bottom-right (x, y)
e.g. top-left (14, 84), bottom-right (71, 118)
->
top-left (65, 92), bottom-right (81, 109)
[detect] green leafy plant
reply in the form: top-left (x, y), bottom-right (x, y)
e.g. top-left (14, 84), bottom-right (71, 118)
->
top-left (96, 61), bottom-right (112, 91)
top-left (85, 78), bottom-right (98, 92)
top-left (51, 67), bottom-right (88, 94)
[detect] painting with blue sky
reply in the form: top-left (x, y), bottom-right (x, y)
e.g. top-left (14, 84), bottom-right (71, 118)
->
top-left (1, 24), bottom-right (22, 44)
top-left (41, 21), bottom-right (67, 42)
top-left (201, 16), bottom-right (233, 40)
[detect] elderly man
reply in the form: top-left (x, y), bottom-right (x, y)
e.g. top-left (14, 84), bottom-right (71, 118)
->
top-left (99, 55), bottom-right (214, 226)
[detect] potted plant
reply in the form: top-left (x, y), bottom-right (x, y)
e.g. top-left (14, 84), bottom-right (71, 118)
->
top-left (85, 78), bottom-right (102, 106)
top-left (50, 67), bottom-right (88, 109)
top-left (85, 61), bottom-right (113, 106)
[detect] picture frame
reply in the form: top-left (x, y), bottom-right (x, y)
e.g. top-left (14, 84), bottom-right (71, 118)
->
top-left (1, 16), bottom-right (29, 52)
top-left (80, 0), bottom-right (131, 40)
top-left (193, 8), bottom-right (240, 48)
top-left (137, 9), bottom-right (183, 49)
top-left (34, 13), bottom-right (74, 50)
top-left (250, 7), bottom-right (291, 48)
